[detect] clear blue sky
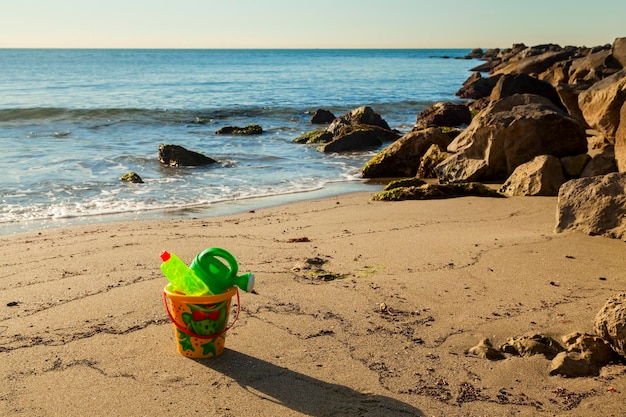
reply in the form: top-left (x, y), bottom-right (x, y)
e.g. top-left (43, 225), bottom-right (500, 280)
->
top-left (1, 0), bottom-right (624, 49)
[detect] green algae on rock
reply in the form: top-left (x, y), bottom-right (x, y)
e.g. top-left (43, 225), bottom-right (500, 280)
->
top-left (215, 124), bottom-right (263, 135)
top-left (372, 180), bottom-right (504, 201)
top-left (119, 171), bottom-right (144, 183)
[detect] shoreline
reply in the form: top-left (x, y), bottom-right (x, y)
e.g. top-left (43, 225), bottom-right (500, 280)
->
top-left (0, 180), bottom-right (385, 237)
top-left (1, 191), bottom-right (625, 416)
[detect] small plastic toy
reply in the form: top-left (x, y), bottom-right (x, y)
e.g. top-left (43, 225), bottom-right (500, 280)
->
top-left (160, 251), bottom-right (212, 296)
top-left (189, 247), bottom-right (254, 294)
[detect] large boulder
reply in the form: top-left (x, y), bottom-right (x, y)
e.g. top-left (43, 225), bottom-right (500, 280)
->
top-left (361, 128), bottom-right (451, 178)
top-left (158, 144), bottom-right (218, 167)
top-left (413, 102), bottom-right (471, 130)
top-left (614, 101), bottom-right (626, 171)
top-left (436, 94), bottom-right (587, 183)
top-left (612, 37), bottom-right (626, 68)
top-left (594, 293), bottom-right (626, 358)
top-left (499, 155), bottom-right (566, 196)
top-left (578, 69), bottom-right (626, 142)
top-left (555, 172), bottom-right (626, 240)
top-left (489, 73), bottom-right (565, 110)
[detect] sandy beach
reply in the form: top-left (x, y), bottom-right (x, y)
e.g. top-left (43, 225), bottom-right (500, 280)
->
top-left (1, 192), bottom-right (625, 416)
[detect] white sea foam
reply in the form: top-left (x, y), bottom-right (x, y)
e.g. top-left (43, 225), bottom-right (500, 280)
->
top-left (0, 48), bottom-right (477, 235)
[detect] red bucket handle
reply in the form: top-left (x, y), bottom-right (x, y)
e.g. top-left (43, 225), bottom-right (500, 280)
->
top-left (163, 288), bottom-right (240, 340)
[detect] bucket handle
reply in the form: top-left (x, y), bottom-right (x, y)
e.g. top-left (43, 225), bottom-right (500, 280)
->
top-left (162, 288), bottom-right (240, 340)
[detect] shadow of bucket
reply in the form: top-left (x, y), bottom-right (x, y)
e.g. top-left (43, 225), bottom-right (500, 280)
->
top-left (163, 286), bottom-right (239, 358)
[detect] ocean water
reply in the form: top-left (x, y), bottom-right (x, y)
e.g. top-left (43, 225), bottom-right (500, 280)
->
top-left (0, 49), bottom-right (477, 234)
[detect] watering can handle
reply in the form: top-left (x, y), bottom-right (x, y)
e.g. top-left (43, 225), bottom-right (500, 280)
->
top-left (196, 247), bottom-right (239, 278)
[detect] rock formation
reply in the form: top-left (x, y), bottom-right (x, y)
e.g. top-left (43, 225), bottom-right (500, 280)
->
top-left (294, 106), bottom-right (399, 153)
top-left (436, 94), bottom-right (587, 183)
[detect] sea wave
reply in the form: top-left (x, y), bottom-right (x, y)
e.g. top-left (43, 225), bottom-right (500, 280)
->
top-left (0, 99), bottom-right (440, 126)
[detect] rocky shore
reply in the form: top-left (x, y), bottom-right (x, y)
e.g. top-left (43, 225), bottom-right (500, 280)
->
top-left (289, 38), bottom-right (626, 243)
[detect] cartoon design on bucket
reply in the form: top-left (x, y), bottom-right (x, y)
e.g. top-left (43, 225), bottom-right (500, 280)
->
top-left (161, 247), bottom-right (253, 359)
top-left (183, 302), bottom-right (228, 356)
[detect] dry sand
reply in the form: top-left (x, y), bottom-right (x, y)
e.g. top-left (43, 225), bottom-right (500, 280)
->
top-left (1, 192), bottom-right (625, 416)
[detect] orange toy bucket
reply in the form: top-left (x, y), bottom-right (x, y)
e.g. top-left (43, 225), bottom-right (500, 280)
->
top-left (163, 286), bottom-right (239, 358)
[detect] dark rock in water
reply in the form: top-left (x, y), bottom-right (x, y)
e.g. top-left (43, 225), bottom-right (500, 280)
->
top-left (310, 109), bottom-right (336, 124)
top-left (319, 125), bottom-right (397, 153)
top-left (292, 129), bottom-right (334, 144)
top-left (413, 102), bottom-right (472, 130)
top-left (361, 127), bottom-right (451, 178)
top-left (294, 106), bottom-right (396, 153)
top-left (371, 181), bottom-right (503, 201)
top-left (158, 144), bottom-right (218, 167)
top-left (465, 48), bottom-right (485, 59)
top-left (500, 334), bottom-right (564, 359)
top-left (119, 171), bottom-right (144, 183)
top-left (215, 124), bottom-right (263, 135)
top-left (594, 293), bottom-right (626, 357)
top-left (555, 173), bottom-right (626, 240)
top-left (328, 106), bottom-right (391, 135)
